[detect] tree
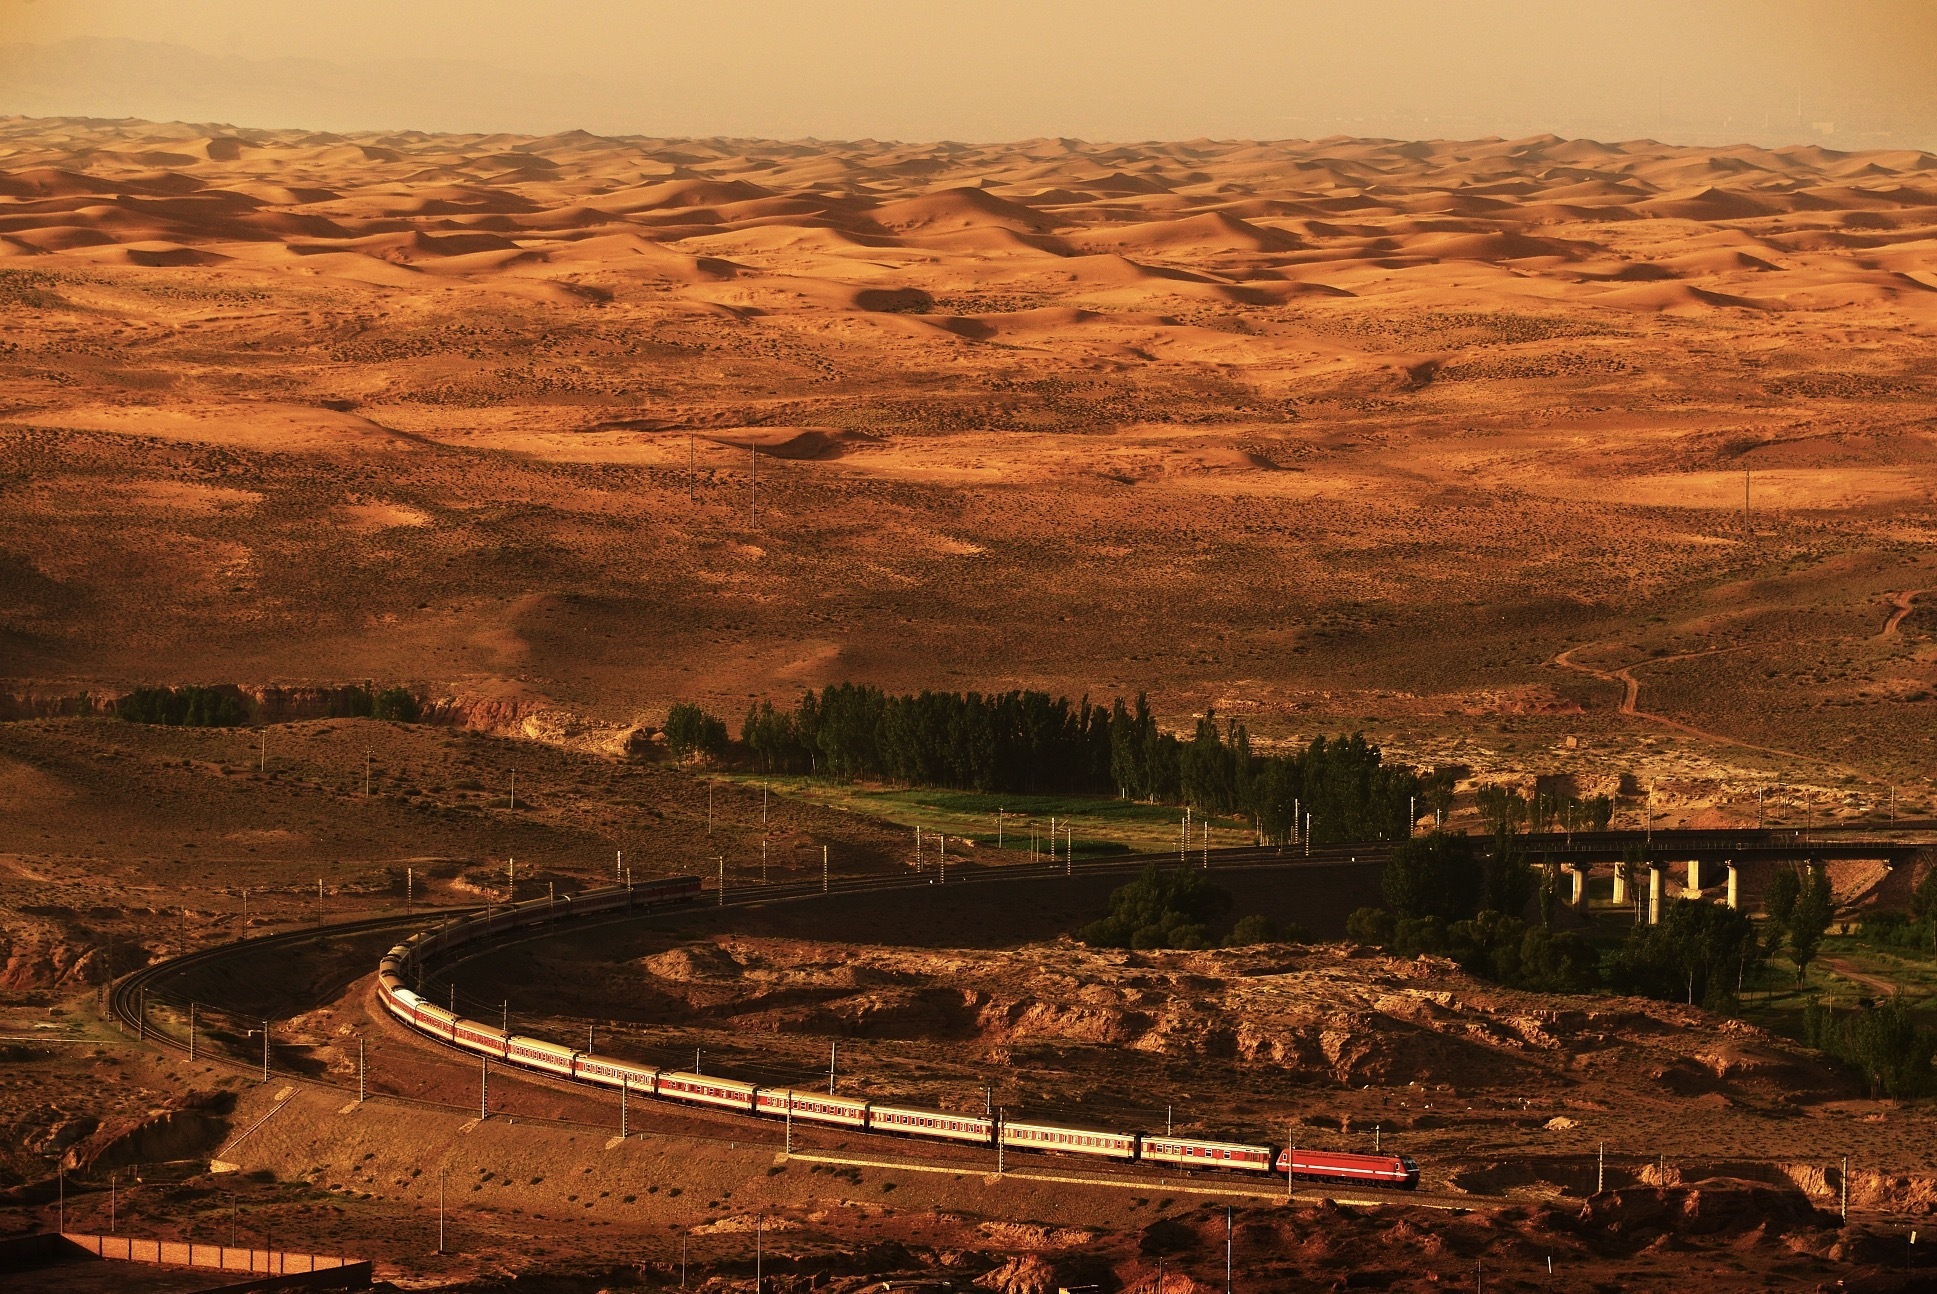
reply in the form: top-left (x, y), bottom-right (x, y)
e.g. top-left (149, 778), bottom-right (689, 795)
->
top-left (1607, 898), bottom-right (1763, 1007)
top-left (1910, 866), bottom-right (1937, 924)
top-left (1381, 830), bottom-right (1483, 922)
top-left (1475, 785), bottom-right (1529, 835)
top-left (1419, 765), bottom-right (1463, 825)
top-left (1079, 864), bottom-right (1232, 950)
top-left (1764, 866), bottom-right (1802, 930)
top-left (1804, 998), bottom-right (1937, 1098)
top-left (1788, 864), bottom-right (1835, 985)
top-left (664, 703), bottom-right (728, 761)
top-left (1480, 825), bottom-right (1538, 919)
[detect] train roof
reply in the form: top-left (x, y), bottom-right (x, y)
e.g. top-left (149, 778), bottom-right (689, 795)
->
top-left (759, 1088), bottom-right (867, 1106)
top-left (870, 1102), bottom-right (992, 1122)
top-left (1143, 1135), bottom-right (1272, 1154)
top-left (1001, 1116), bottom-right (1131, 1136)
top-left (506, 1035), bottom-right (577, 1059)
top-left (658, 1070), bottom-right (756, 1094)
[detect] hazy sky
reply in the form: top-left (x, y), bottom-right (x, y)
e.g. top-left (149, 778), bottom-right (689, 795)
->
top-left (3, 0), bottom-right (1934, 147)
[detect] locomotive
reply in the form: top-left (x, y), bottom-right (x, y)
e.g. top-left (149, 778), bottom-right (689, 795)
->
top-left (376, 874), bottom-right (1419, 1192)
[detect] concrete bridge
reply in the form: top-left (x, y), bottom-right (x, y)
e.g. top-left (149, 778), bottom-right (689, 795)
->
top-left (1470, 828), bottom-right (1932, 925)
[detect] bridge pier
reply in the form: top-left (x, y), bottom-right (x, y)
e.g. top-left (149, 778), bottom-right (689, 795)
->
top-left (1612, 864), bottom-right (1627, 907)
top-left (1687, 856), bottom-right (1704, 899)
top-left (1726, 863), bottom-right (1739, 910)
top-left (1567, 864), bottom-right (1587, 908)
top-left (1647, 864), bottom-right (1664, 925)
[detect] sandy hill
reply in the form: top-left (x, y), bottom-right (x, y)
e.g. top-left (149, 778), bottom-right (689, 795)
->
top-left (2, 115), bottom-right (1937, 804)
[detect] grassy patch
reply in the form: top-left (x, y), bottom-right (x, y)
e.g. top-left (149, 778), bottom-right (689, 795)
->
top-left (715, 775), bottom-right (1256, 856)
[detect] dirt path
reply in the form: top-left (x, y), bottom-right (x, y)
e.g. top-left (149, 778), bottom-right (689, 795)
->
top-left (1821, 957), bottom-right (1901, 998)
top-left (1552, 644), bottom-right (1817, 764)
top-left (1880, 590), bottom-right (1928, 638)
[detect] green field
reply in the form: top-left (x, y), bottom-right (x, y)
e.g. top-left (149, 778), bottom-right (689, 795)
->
top-left (713, 775), bottom-right (1258, 861)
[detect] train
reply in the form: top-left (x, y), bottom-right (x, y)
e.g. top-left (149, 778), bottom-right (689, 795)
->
top-left (375, 874), bottom-right (1419, 1192)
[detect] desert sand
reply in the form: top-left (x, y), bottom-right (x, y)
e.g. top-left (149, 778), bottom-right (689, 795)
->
top-left (1, 116), bottom-right (1935, 813)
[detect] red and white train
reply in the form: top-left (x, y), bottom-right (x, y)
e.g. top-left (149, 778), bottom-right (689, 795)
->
top-left (376, 874), bottom-right (1419, 1191)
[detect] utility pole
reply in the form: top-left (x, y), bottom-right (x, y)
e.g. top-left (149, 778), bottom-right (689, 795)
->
top-left (718, 856), bottom-right (726, 907)
top-left (365, 747), bottom-right (371, 796)
top-left (997, 810), bottom-right (1004, 848)
top-left (1225, 1205), bottom-right (1234, 1294)
top-left (480, 1057), bottom-right (487, 1120)
top-left (689, 432), bottom-right (696, 502)
top-left (828, 1040), bottom-right (837, 1095)
top-left (1842, 1156), bottom-right (1850, 1222)
top-left (822, 845), bottom-right (829, 893)
top-left (437, 1169), bottom-right (445, 1253)
top-left (707, 784), bottom-right (713, 834)
top-left (939, 836), bottom-right (946, 884)
top-left (57, 1161), bottom-right (63, 1234)
top-left (262, 1019), bottom-right (270, 1081)
top-left (621, 1077), bottom-right (628, 1138)
top-left (761, 838), bottom-right (768, 883)
top-left (260, 727), bottom-right (266, 774)
top-left (1286, 1126), bottom-right (1295, 1200)
top-left (1597, 1141), bottom-right (1605, 1194)
top-left (755, 1212), bottom-right (763, 1294)
top-left (189, 1001), bottom-right (196, 1061)
top-left (359, 1035), bottom-right (366, 1104)
top-left (1745, 467), bottom-right (1751, 536)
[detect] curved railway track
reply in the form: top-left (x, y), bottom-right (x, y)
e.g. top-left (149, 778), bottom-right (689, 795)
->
top-left (103, 845), bottom-right (1439, 1202)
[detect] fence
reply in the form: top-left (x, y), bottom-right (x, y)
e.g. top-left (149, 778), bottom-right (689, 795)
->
top-left (57, 1232), bottom-right (370, 1288)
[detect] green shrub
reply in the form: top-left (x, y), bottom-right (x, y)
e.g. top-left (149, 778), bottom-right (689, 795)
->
top-left (1345, 906), bottom-right (1394, 946)
top-left (371, 687), bottom-right (420, 722)
top-left (1857, 912), bottom-right (1937, 956)
top-left (1079, 864), bottom-right (1232, 951)
top-left (1225, 914), bottom-right (1288, 946)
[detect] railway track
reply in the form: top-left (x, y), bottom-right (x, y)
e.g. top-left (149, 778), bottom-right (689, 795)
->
top-left (103, 842), bottom-right (1377, 1075)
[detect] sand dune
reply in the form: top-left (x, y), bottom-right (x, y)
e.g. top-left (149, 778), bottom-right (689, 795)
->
top-left (6, 115), bottom-right (1937, 774)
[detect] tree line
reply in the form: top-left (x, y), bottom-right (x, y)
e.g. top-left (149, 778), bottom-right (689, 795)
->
top-left (117, 684), bottom-right (420, 727)
top-left (728, 686), bottom-right (1423, 844)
